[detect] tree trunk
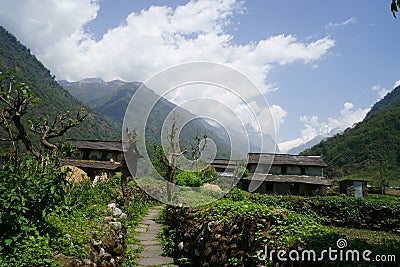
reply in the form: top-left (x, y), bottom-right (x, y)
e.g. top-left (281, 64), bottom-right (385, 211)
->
top-left (12, 115), bottom-right (41, 160)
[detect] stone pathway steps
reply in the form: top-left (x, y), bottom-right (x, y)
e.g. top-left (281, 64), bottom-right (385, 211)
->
top-left (134, 205), bottom-right (178, 267)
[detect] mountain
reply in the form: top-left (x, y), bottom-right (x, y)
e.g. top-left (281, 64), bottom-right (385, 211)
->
top-left (61, 79), bottom-right (233, 158)
top-left (366, 87), bottom-right (400, 118)
top-left (287, 128), bottom-right (342, 155)
top-left (58, 78), bottom-right (127, 105)
top-left (0, 26), bottom-right (119, 144)
top-left (302, 86), bottom-right (400, 186)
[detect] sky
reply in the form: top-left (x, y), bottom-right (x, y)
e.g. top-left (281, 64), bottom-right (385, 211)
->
top-left (0, 0), bottom-right (399, 153)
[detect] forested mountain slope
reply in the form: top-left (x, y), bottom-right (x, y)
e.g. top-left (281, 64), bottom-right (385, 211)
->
top-left (0, 26), bottom-right (119, 144)
top-left (302, 86), bottom-right (400, 186)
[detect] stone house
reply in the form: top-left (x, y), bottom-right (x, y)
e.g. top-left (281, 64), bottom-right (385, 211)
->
top-left (61, 139), bottom-right (124, 179)
top-left (208, 159), bottom-right (239, 177)
top-left (238, 153), bottom-right (329, 196)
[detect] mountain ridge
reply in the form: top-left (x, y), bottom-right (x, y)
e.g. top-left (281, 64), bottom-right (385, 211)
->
top-left (302, 85), bottom-right (400, 186)
top-left (61, 79), bottom-right (233, 158)
top-left (0, 26), bottom-right (119, 144)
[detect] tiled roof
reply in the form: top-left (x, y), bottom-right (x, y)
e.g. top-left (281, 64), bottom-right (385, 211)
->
top-left (207, 159), bottom-right (240, 166)
top-left (243, 173), bottom-right (329, 186)
top-left (248, 153), bottom-right (327, 167)
top-left (60, 159), bottom-right (122, 170)
top-left (67, 139), bottom-right (123, 152)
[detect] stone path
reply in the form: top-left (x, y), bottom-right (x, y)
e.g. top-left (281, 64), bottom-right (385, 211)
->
top-left (134, 205), bottom-right (178, 267)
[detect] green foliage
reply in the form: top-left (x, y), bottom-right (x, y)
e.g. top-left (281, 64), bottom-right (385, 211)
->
top-left (0, 156), bottom-right (67, 248)
top-left (392, 0), bottom-right (400, 17)
top-left (225, 188), bottom-right (400, 226)
top-left (0, 155), bottom-right (67, 265)
top-left (65, 174), bottom-right (122, 209)
top-left (176, 171), bottom-right (202, 187)
top-left (0, 233), bottom-right (60, 267)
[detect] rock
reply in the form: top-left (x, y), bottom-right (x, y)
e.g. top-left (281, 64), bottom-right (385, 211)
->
top-left (104, 216), bottom-right (115, 223)
top-left (93, 239), bottom-right (102, 252)
top-left (53, 254), bottom-right (81, 267)
top-left (178, 241), bottom-right (184, 250)
top-left (99, 248), bottom-right (106, 258)
top-left (102, 236), bottom-right (116, 252)
top-left (84, 243), bottom-right (101, 264)
top-left (82, 259), bottom-right (96, 266)
top-left (107, 203), bottom-right (116, 209)
top-left (101, 252), bottom-right (113, 261)
top-left (109, 221), bottom-right (122, 230)
top-left (112, 207), bottom-right (126, 218)
top-left (113, 243), bottom-right (124, 256)
top-left (107, 203), bottom-right (127, 219)
top-left (93, 173), bottom-right (108, 186)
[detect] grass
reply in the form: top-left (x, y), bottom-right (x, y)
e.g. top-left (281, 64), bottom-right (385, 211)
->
top-left (329, 226), bottom-right (400, 245)
top-left (368, 193), bottom-right (400, 201)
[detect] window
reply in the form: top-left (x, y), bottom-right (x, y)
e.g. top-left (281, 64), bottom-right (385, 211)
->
top-left (301, 167), bottom-right (306, 175)
top-left (101, 151), bottom-right (108, 160)
top-left (281, 166), bottom-right (287, 175)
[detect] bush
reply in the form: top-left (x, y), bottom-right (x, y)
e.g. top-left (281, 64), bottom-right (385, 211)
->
top-left (176, 171), bottom-right (202, 187)
top-left (0, 233), bottom-right (59, 267)
top-left (0, 156), bottom-right (67, 253)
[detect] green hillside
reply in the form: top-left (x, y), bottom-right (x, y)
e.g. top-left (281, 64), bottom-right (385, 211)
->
top-left (302, 86), bottom-right (400, 187)
top-left (0, 26), bottom-right (119, 145)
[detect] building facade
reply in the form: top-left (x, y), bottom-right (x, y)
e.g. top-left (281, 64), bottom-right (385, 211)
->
top-left (61, 139), bottom-right (124, 179)
top-left (238, 153), bottom-right (329, 196)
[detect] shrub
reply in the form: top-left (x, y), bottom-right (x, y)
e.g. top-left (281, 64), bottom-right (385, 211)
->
top-left (176, 171), bottom-right (202, 187)
top-left (0, 156), bottom-right (67, 253)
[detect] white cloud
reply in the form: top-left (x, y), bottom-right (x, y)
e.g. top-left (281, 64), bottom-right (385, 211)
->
top-left (372, 85), bottom-right (390, 99)
top-left (0, 0), bottom-right (334, 87)
top-left (326, 17), bottom-right (357, 29)
top-left (0, 0), bottom-right (99, 56)
top-left (278, 102), bottom-right (369, 153)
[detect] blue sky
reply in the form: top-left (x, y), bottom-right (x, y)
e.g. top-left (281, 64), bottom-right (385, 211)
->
top-left (0, 0), bottom-right (399, 152)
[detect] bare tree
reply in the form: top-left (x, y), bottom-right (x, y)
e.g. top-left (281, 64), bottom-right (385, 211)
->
top-left (0, 71), bottom-right (42, 159)
top-left (156, 119), bottom-right (187, 202)
top-left (191, 132), bottom-right (208, 172)
top-left (30, 109), bottom-right (87, 156)
top-left (0, 71), bottom-right (87, 160)
top-left (121, 128), bottom-right (143, 204)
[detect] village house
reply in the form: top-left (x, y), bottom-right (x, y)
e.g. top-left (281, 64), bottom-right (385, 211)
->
top-left (60, 139), bottom-right (124, 179)
top-left (207, 159), bottom-right (239, 177)
top-left (237, 153), bottom-right (329, 196)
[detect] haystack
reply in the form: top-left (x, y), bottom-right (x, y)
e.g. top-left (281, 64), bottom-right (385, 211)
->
top-left (62, 165), bottom-right (89, 184)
